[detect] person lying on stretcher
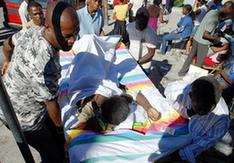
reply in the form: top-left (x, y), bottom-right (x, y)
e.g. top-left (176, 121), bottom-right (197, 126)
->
top-left (72, 89), bottom-right (161, 132)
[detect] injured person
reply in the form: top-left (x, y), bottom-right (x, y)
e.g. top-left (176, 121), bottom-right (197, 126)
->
top-left (64, 35), bottom-right (161, 131)
top-left (164, 76), bottom-right (230, 163)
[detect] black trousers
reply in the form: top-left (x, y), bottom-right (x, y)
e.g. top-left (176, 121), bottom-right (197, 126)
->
top-left (24, 116), bottom-right (65, 163)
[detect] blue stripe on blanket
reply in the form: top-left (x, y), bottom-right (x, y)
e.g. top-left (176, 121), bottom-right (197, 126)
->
top-left (69, 124), bottom-right (188, 148)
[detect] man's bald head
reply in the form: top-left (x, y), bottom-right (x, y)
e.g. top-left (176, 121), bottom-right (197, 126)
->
top-left (44, 1), bottom-right (79, 51)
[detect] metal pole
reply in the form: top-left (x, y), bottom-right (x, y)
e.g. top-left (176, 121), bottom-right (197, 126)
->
top-left (0, 76), bottom-right (35, 163)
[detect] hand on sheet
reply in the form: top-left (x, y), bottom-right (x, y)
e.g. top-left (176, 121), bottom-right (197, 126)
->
top-left (147, 108), bottom-right (161, 121)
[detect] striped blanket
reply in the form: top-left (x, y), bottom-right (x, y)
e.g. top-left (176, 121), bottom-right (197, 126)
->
top-left (58, 36), bottom-right (189, 163)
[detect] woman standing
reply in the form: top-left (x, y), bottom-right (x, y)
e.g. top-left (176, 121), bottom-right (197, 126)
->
top-left (112, 0), bottom-right (129, 44)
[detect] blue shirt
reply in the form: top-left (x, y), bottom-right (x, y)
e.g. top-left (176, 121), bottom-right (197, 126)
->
top-left (210, 2), bottom-right (223, 10)
top-left (176, 15), bottom-right (193, 38)
top-left (76, 6), bottom-right (104, 38)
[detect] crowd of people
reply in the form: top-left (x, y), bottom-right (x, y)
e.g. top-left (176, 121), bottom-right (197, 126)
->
top-left (0, 0), bottom-right (234, 162)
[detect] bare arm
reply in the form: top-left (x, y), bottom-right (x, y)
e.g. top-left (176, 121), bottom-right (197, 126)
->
top-left (135, 92), bottom-right (161, 121)
top-left (2, 36), bottom-right (14, 75)
top-left (45, 99), bottom-right (62, 127)
top-left (212, 43), bottom-right (229, 53)
top-left (100, 29), bottom-right (105, 36)
top-left (203, 31), bottom-right (220, 44)
top-left (159, 8), bottom-right (168, 23)
top-left (220, 69), bottom-right (234, 85)
top-left (138, 47), bottom-right (155, 64)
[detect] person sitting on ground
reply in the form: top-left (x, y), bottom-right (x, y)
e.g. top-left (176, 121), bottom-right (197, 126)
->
top-left (18, 0), bottom-right (32, 27)
top-left (25, 1), bottom-right (44, 27)
top-left (74, 91), bottom-right (161, 131)
top-left (178, 1), bottom-right (234, 76)
top-left (76, 0), bottom-right (105, 38)
top-left (127, 7), bottom-right (158, 73)
top-left (164, 76), bottom-right (230, 163)
top-left (111, 0), bottom-right (130, 45)
top-left (1, 2), bottom-right (79, 162)
top-left (160, 4), bottom-right (193, 55)
top-left (185, 0), bottom-right (208, 55)
top-left (147, 0), bottom-right (168, 32)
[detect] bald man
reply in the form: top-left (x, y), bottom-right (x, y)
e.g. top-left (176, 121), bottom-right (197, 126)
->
top-left (1, 2), bottom-right (79, 162)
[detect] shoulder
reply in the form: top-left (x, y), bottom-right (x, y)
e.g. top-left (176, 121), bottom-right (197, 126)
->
top-left (77, 7), bottom-right (86, 15)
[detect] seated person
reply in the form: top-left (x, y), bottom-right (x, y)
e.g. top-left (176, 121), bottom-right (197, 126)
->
top-left (74, 92), bottom-right (161, 131)
top-left (127, 7), bottom-right (158, 73)
top-left (164, 76), bottom-right (230, 162)
top-left (111, 0), bottom-right (130, 45)
top-left (160, 4), bottom-right (193, 54)
top-left (25, 1), bottom-right (44, 27)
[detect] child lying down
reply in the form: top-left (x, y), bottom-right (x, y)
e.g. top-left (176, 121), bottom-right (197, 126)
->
top-left (164, 76), bottom-right (230, 163)
top-left (72, 90), bottom-right (161, 131)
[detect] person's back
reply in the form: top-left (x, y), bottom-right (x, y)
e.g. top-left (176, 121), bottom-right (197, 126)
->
top-left (165, 76), bottom-right (229, 162)
top-left (147, 0), bottom-right (162, 31)
top-left (113, 3), bottom-right (128, 21)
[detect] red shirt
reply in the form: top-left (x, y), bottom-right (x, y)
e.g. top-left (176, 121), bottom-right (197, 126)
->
top-left (113, 0), bottom-right (127, 6)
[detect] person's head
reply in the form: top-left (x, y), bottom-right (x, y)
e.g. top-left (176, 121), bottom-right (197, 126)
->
top-left (219, 1), bottom-right (234, 20)
top-left (44, 1), bottom-right (79, 51)
top-left (135, 7), bottom-right (150, 31)
top-left (197, 0), bottom-right (207, 7)
top-left (153, 0), bottom-right (162, 6)
top-left (182, 4), bottom-right (192, 15)
top-left (87, 0), bottom-right (99, 14)
top-left (214, 0), bottom-right (222, 4)
top-left (190, 76), bottom-right (222, 116)
top-left (101, 95), bottom-right (130, 128)
top-left (27, 1), bottom-right (44, 26)
top-left (75, 0), bottom-right (86, 10)
top-left (118, 0), bottom-right (124, 4)
top-left (25, 0), bottom-right (32, 3)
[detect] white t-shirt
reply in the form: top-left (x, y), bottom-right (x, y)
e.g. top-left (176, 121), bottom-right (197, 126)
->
top-left (127, 22), bottom-right (157, 69)
top-left (18, 1), bottom-right (29, 27)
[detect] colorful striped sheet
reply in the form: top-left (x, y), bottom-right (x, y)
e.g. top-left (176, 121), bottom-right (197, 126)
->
top-left (58, 44), bottom-right (189, 163)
